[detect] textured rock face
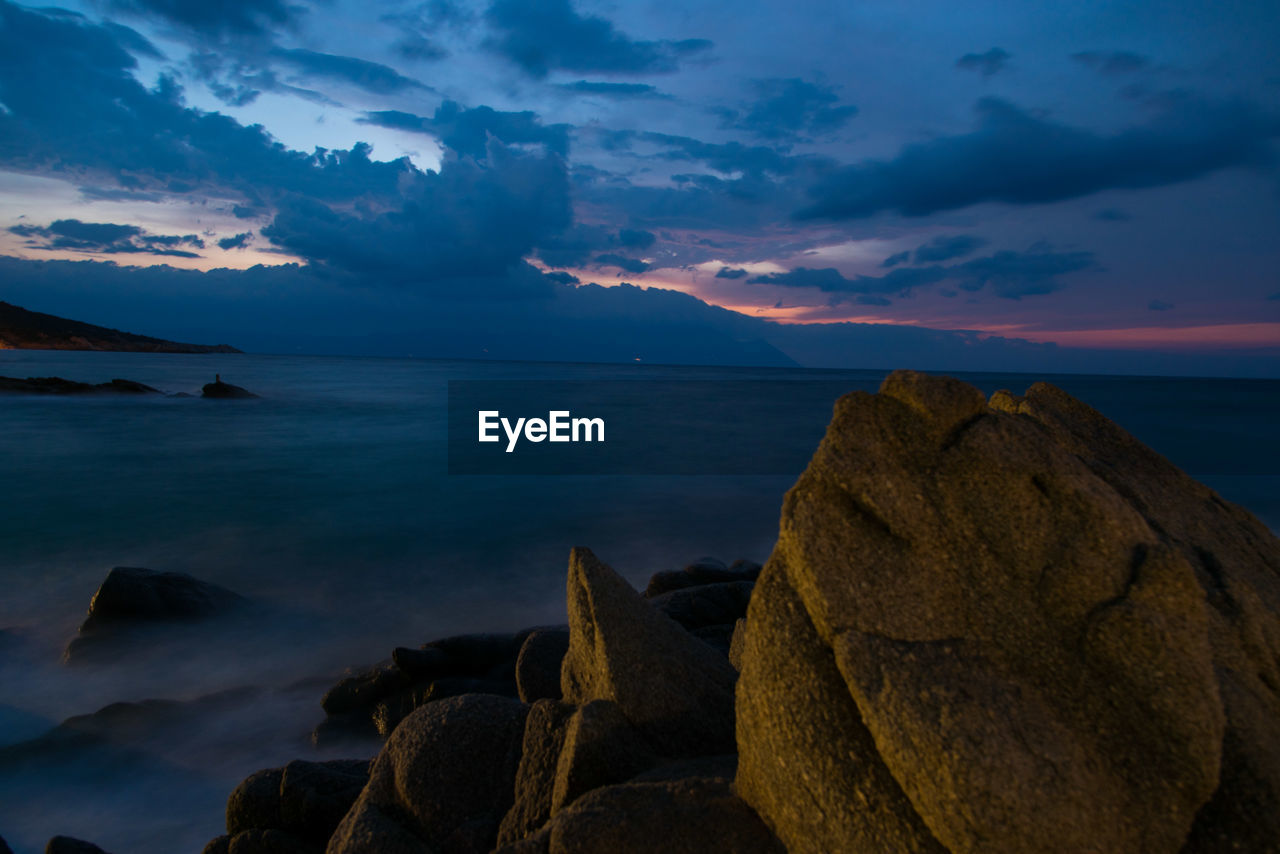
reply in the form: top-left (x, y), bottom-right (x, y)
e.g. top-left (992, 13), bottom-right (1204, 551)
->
top-left (735, 370), bottom-right (1280, 854)
top-left (560, 547), bottom-right (738, 757)
top-left (328, 694), bottom-right (529, 854)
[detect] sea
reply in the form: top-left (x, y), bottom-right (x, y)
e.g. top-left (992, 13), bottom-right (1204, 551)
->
top-left (0, 350), bottom-right (1276, 854)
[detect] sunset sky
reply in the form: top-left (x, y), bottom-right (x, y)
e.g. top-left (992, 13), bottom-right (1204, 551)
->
top-left (0, 0), bottom-right (1277, 371)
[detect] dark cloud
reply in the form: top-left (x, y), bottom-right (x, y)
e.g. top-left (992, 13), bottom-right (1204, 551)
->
top-left (110, 0), bottom-right (296, 36)
top-left (10, 218), bottom-right (204, 257)
top-left (78, 185), bottom-right (166, 203)
top-left (621, 130), bottom-right (809, 176)
top-left (715, 267), bottom-right (748, 279)
top-left (102, 21), bottom-right (164, 59)
top-left (881, 250), bottom-right (910, 268)
top-left (749, 245), bottom-right (1096, 301)
top-left (557, 81), bottom-right (670, 99)
top-left (189, 51), bottom-right (338, 108)
top-left (270, 48), bottom-right (429, 95)
top-left (260, 141), bottom-right (572, 285)
top-left (718, 78), bottom-right (857, 140)
top-left (618, 229), bottom-right (656, 249)
top-left (218, 232), bottom-right (253, 250)
top-left (956, 47), bottom-right (1010, 77)
top-left (484, 0), bottom-right (711, 77)
top-left (1072, 50), bottom-right (1150, 75)
top-left (856, 295), bottom-right (891, 306)
top-left (0, 4), bottom-right (402, 199)
top-left (798, 96), bottom-right (1280, 220)
top-left (0, 4), bottom-right (579, 294)
top-left (533, 225), bottom-right (657, 269)
top-left (948, 246), bottom-right (1096, 298)
top-left (361, 101), bottom-right (570, 159)
top-left (594, 253), bottom-right (650, 273)
top-left (914, 234), bottom-right (987, 263)
top-left (1148, 299), bottom-right (1174, 310)
top-left (749, 266), bottom-right (881, 292)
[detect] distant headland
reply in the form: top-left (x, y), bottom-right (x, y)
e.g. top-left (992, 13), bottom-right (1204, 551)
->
top-left (0, 300), bottom-right (240, 354)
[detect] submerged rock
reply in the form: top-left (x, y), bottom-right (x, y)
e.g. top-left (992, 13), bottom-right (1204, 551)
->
top-left (64, 567), bottom-right (245, 662)
top-left (0, 376), bottom-right (160, 395)
top-left (45, 838), bottom-right (111, 854)
top-left (735, 370), bottom-right (1280, 854)
top-left (202, 377), bottom-right (258, 399)
top-left (560, 547), bottom-right (738, 757)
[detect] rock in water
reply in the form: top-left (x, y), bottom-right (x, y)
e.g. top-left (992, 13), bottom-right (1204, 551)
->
top-left (735, 370), bottom-right (1280, 854)
top-left (45, 839), bottom-right (111, 854)
top-left (560, 547), bottom-right (738, 757)
top-left (64, 567), bottom-right (245, 662)
top-left (202, 378), bottom-right (258, 399)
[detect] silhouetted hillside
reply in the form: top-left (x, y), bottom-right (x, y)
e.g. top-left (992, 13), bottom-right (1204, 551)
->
top-left (0, 300), bottom-right (239, 353)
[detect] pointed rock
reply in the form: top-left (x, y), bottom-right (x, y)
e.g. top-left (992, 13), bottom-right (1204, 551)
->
top-left (560, 548), bottom-right (737, 757)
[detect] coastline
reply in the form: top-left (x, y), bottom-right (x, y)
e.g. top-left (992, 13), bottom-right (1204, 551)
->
top-left (4, 370), bottom-right (1277, 853)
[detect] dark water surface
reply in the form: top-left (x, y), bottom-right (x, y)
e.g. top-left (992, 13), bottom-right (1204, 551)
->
top-left (1, 350), bottom-right (1276, 853)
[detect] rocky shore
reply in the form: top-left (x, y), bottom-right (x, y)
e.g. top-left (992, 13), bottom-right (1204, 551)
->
top-left (8, 371), bottom-right (1279, 853)
top-left (0, 376), bottom-right (258, 398)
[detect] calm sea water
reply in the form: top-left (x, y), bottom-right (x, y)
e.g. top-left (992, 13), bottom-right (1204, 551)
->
top-left (0, 350), bottom-right (1276, 854)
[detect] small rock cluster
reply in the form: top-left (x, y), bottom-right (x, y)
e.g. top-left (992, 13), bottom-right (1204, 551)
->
top-left (206, 553), bottom-right (764, 854)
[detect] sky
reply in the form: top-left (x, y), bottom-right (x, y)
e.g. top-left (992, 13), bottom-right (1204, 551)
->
top-left (0, 0), bottom-right (1278, 373)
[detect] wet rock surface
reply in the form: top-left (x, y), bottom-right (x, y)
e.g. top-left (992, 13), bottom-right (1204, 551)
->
top-left (201, 378), bottom-right (259, 399)
top-left (0, 376), bottom-right (161, 395)
top-left (64, 567), bottom-right (246, 662)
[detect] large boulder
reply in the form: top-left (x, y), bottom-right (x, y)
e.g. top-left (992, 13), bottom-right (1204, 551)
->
top-left (64, 567), bottom-right (244, 662)
top-left (560, 548), bottom-right (738, 757)
top-left (328, 694), bottom-right (529, 854)
top-left (736, 371), bottom-right (1280, 854)
top-left (223, 759), bottom-right (370, 848)
top-left (496, 777), bottom-right (782, 854)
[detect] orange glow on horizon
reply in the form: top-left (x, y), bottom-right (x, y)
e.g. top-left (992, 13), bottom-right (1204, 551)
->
top-left (1004, 323), bottom-right (1280, 350)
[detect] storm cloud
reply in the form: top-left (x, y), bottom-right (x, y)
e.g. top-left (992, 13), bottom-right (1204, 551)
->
top-left (10, 219), bottom-right (205, 257)
top-left (798, 96), bottom-right (1280, 220)
top-left (483, 0), bottom-right (711, 77)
